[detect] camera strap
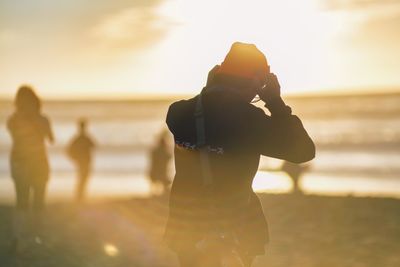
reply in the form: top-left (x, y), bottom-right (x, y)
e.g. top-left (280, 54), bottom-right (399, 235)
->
top-left (194, 89), bottom-right (246, 266)
top-left (195, 89), bottom-right (214, 187)
top-left (195, 88), bottom-right (252, 204)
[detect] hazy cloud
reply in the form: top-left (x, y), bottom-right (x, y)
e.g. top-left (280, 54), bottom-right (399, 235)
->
top-left (0, 0), bottom-right (176, 95)
top-left (90, 5), bottom-right (177, 50)
top-left (320, 0), bottom-right (400, 46)
top-left (348, 14), bottom-right (400, 51)
top-left (0, 29), bottom-right (18, 44)
top-left (322, 0), bottom-right (400, 10)
top-left (0, 0), bottom-right (175, 50)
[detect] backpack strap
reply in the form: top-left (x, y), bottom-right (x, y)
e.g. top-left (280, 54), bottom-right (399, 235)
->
top-left (195, 93), bottom-right (206, 147)
top-left (195, 91), bottom-right (214, 187)
top-left (195, 88), bottom-right (252, 204)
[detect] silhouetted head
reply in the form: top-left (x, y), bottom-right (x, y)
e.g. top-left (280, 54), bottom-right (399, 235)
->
top-left (216, 42), bottom-right (269, 102)
top-left (78, 118), bottom-right (87, 132)
top-left (15, 85), bottom-right (41, 115)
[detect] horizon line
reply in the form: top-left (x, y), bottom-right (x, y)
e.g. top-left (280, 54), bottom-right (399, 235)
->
top-left (0, 87), bottom-right (399, 101)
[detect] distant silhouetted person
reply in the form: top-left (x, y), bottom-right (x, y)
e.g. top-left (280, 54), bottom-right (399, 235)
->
top-left (7, 85), bottom-right (54, 251)
top-left (281, 161), bottom-right (310, 194)
top-left (148, 130), bottom-right (172, 195)
top-left (67, 119), bottom-right (96, 203)
top-left (164, 42), bottom-right (315, 267)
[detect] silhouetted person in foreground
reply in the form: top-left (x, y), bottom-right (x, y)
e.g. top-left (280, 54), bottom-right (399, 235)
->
top-left (165, 42), bottom-right (315, 267)
top-left (281, 161), bottom-right (310, 194)
top-left (67, 119), bottom-right (96, 203)
top-left (148, 130), bottom-right (172, 195)
top-left (7, 85), bottom-right (54, 251)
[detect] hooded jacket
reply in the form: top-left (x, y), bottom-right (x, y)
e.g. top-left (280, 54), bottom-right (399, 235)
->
top-left (164, 87), bottom-right (315, 255)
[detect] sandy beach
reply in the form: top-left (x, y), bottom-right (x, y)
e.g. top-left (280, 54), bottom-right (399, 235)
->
top-left (0, 193), bottom-right (399, 267)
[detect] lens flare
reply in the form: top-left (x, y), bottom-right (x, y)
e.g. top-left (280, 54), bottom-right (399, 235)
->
top-left (103, 243), bottom-right (119, 257)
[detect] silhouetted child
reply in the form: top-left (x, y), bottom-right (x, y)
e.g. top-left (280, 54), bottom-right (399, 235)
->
top-left (67, 119), bottom-right (96, 202)
top-left (281, 161), bottom-right (310, 194)
top-left (148, 130), bottom-right (172, 195)
top-left (7, 85), bottom-right (54, 252)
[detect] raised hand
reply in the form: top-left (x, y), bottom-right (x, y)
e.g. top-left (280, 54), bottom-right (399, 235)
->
top-left (256, 73), bottom-right (281, 103)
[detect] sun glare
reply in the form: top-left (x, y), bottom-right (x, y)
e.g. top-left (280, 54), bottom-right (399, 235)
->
top-left (151, 0), bottom-right (350, 95)
top-left (252, 171), bottom-right (293, 193)
top-left (1, 0), bottom-right (398, 97)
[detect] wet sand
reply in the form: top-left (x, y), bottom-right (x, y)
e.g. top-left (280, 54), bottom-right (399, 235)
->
top-left (0, 194), bottom-right (399, 267)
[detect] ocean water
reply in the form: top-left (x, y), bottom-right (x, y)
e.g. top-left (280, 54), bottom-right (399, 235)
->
top-left (1, 93), bottom-right (400, 202)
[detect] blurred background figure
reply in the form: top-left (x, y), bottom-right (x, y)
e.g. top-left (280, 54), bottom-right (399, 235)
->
top-left (7, 85), bottom-right (54, 251)
top-left (148, 130), bottom-right (172, 196)
top-left (67, 119), bottom-right (96, 203)
top-left (281, 161), bottom-right (310, 194)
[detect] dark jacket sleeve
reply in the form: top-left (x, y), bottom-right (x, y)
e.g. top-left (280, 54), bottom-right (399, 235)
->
top-left (166, 100), bottom-right (184, 138)
top-left (249, 97), bottom-right (315, 163)
top-left (166, 98), bottom-right (197, 142)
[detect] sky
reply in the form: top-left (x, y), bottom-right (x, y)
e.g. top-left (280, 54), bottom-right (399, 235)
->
top-left (0, 0), bottom-right (400, 99)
